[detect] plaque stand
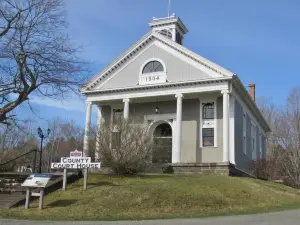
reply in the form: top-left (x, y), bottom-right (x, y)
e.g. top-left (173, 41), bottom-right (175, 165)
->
top-left (24, 187), bottom-right (45, 209)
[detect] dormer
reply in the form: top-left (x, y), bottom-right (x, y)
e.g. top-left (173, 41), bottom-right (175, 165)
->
top-left (149, 13), bottom-right (188, 45)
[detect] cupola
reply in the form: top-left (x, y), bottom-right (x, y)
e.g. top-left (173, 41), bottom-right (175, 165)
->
top-left (149, 13), bottom-right (188, 45)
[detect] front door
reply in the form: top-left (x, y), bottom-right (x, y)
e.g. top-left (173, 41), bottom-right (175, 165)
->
top-left (152, 123), bottom-right (172, 163)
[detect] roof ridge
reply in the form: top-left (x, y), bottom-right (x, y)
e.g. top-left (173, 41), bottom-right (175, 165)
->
top-left (152, 32), bottom-right (234, 77)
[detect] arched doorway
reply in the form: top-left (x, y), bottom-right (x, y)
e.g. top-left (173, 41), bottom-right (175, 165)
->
top-left (152, 123), bottom-right (172, 163)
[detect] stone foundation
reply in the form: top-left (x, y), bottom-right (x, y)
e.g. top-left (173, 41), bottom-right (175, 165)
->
top-left (229, 165), bottom-right (255, 178)
top-left (146, 162), bottom-right (231, 175)
top-left (95, 163), bottom-right (254, 177)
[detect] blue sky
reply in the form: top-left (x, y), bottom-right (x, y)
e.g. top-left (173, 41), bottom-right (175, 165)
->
top-left (17, 0), bottom-right (300, 128)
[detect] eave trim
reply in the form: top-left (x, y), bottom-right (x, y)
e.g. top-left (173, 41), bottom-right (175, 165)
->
top-left (232, 76), bottom-right (271, 132)
top-left (82, 77), bottom-right (232, 95)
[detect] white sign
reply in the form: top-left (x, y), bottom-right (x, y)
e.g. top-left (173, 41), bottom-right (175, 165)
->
top-left (51, 152), bottom-right (100, 170)
top-left (139, 73), bottom-right (166, 85)
top-left (60, 157), bottom-right (91, 164)
top-left (70, 150), bottom-right (83, 158)
top-left (202, 120), bottom-right (215, 128)
top-left (51, 162), bottom-right (100, 169)
top-left (22, 174), bottom-right (52, 188)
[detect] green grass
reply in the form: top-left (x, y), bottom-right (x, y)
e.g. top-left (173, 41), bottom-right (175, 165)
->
top-left (1, 174), bottom-right (300, 221)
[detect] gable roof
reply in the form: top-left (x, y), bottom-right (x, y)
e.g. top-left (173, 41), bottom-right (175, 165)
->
top-left (80, 30), bottom-right (271, 132)
top-left (80, 30), bottom-right (235, 93)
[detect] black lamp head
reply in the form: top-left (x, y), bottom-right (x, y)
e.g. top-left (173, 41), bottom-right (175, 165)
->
top-left (47, 128), bottom-right (51, 136)
top-left (155, 106), bottom-right (160, 114)
top-left (37, 127), bottom-right (42, 138)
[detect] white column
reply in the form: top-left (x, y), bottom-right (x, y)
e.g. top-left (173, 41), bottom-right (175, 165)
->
top-left (123, 98), bottom-right (130, 119)
top-left (83, 102), bottom-right (92, 156)
top-left (95, 105), bottom-right (102, 161)
top-left (221, 90), bottom-right (229, 162)
top-left (229, 95), bottom-right (235, 164)
top-left (174, 93), bottom-right (183, 163)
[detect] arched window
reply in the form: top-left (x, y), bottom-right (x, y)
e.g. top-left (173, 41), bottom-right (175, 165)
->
top-left (139, 59), bottom-right (166, 85)
top-left (153, 123), bottom-right (172, 137)
top-left (202, 103), bottom-right (214, 119)
top-left (142, 61), bottom-right (164, 74)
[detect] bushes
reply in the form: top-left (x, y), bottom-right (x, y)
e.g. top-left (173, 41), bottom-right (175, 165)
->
top-left (283, 178), bottom-right (300, 189)
top-left (250, 157), bottom-right (284, 181)
top-left (250, 152), bottom-right (300, 190)
top-left (250, 159), bottom-right (270, 180)
top-left (95, 119), bottom-right (153, 175)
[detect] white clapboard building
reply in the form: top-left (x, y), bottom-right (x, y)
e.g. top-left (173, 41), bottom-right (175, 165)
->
top-left (80, 14), bottom-right (270, 175)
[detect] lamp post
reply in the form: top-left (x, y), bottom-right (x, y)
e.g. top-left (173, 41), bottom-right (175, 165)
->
top-left (37, 127), bottom-right (50, 174)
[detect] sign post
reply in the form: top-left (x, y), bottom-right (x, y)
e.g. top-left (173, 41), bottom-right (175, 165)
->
top-left (25, 188), bottom-right (30, 209)
top-left (21, 174), bottom-right (52, 210)
top-left (51, 150), bottom-right (100, 191)
top-left (63, 168), bottom-right (67, 191)
top-left (39, 188), bottom-right (44, 209)
top-left (84, 169), bottom-right (88, 191)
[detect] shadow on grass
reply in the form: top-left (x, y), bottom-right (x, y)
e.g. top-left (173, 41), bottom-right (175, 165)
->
top-left (97, 173), bottom-right (176, 179)
top-left (47, 200), bottom-right (78, 208)
top-left (66, 181), bottom-right (118, 190)
top-left (66, 183), bottom-right (82, 190)
top-left (88, 181), bottom-right (119, 190)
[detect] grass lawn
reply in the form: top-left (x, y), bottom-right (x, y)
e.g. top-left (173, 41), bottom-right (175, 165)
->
top-left (1, 173), bottom-right (300, 221)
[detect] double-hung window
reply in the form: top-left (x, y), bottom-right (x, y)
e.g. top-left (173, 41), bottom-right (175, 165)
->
top-left (201, 102), bottom-right (216, 147)
top-left (251, 123), bottom-right (256, 159)
top-left (202, 128), bottom-right (214, 147)
top-left (112, 109), bottom-right (123, 149)
top-left (259, 133), bottom-right (263, 158)
top-left (243, 113), bottom-right (246, 154)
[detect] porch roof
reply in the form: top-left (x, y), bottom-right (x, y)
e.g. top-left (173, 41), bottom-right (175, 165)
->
top-left (82, 77), bottom-right (231, 96)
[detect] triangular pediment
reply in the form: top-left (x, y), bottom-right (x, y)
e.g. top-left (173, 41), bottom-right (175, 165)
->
top-left (81, 32), bottom-right (234, 92)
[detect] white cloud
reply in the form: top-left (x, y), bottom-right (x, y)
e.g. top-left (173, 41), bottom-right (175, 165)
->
top-left (30, 95), bottom-right (85, 112)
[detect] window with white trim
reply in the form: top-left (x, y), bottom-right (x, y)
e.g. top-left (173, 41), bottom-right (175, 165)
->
top-left (142, 61), bottom-right (164, 74)
top-left (201, 102), bottom-right (216, 147)
top-left (251, 123), bottom-right (256, 159)
top-left (202, 128), bottom-right (214, 147)
top-left (243, 113), bottom-right (246, 154)
top-left (203, 103), bottom-right (214, 119)
top-left (112, 109), bottom-right (123, 149)
top-left (112, 109), bottom-right (123, 125)
top-left (259, 133), bottom-right (263, 158)
top-left (139, 59), bottom-right (167, 85)
top-left (158, 29), bottom-right (172, 39)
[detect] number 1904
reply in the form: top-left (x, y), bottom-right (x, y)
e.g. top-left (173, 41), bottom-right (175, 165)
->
top-left (146, 76), bottom-right (160, 82)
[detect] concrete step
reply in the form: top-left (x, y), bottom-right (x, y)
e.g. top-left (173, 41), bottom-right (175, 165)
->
top-left (0, 193), bottom-right (25, 209)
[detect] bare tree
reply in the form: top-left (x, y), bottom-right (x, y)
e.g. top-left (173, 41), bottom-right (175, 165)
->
top-left (0, 119), bottom-right (35, 152)
top-left (43, 118), bottom-right (84, 171)
top-left (95, 119), bottom-right (153, 175)
top-left (256, 97), bottom-right (284, 179)
top-left (277, 87), bottom-right (300, 187)
top-left (43, 117), bottom-right (61, 172)
top-left (0, 120), bottom-right (38, 171)
top-left (0, 0), bottom-right (27, 38)
top-left (0, 0), bottom-right (87, 124)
